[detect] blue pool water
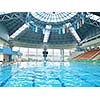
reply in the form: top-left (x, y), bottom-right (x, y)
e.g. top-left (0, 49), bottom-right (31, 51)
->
top-left (0, 62), bottom-right (100, 87)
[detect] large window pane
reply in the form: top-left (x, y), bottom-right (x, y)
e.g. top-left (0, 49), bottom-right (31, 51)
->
top-left (20, 47), bottom-right (28, 55)
top-left (12, 46), bottom-right (20, 51)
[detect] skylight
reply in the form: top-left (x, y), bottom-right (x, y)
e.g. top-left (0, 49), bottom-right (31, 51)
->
top-left (10, 24), bottom-right (29, 38)
top-left (31, 12), bottom-right (77, 23)
top-left (43, 30), bottom-right (50, 43)
top-left (66, 23), bottom-right (81, 42)
top-left (43, 25), bottom-right (51, 43)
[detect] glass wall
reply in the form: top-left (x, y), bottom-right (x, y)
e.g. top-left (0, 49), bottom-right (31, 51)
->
top-left (29, 48), bottom-right (36, 61)
top-left (54, 49), bottom-right (60, 61)
top-left (64, 49), bottom-right (70, 61)
top-left (48, 49), bottom-right (53, 61)
top-left (12, 46), bottom-right (70, 62)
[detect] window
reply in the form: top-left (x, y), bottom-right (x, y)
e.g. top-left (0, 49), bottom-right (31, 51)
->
top-left (20, 47), bottom-right (28, 56)
top-left (12, 46), bottom-right (20, 51)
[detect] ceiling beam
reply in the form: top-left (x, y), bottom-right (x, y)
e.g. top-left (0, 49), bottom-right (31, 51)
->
top-left (0, 13), bottom-right (25, 22)
top-left (85, 12), bottom-right (100, 28)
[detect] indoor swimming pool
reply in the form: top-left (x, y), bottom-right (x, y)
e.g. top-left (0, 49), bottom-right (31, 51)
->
top-left (0, 62), bottom-right (100, 87)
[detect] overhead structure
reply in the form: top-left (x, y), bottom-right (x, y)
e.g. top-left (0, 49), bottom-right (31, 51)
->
top-left (0, 12), bottom-right (100, 48)
top-left (31, 12), bottom-right (77, 23)
top-left (30, 12), bottom-right (83, 44)
top-left (85, 12), bottom-right (100, 28)
top-left (30, 12), bottom-right (85, 28)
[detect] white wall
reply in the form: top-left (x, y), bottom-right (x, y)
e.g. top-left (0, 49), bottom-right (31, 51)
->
top-left (0, 23), bottom-right (9, 41)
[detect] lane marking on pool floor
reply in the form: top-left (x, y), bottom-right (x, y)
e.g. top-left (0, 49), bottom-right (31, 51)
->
top-left (0, 71), bottom-right (19, 87)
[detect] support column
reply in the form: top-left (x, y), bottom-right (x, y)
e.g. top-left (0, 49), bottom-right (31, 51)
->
top-left (60, 49), bottom-right (64, 62)
top-left (9, 55), bottom-right (12, 62)
top-left (27, 48), bottom-right (29, 61)
top-left (9, 46), bottom-right (13, 62)
top-left (69, 50), bottom-right (72, 56)
top-left (36, 48), bottom-right (38, 62)
top-left (52, 49), bottom-right (54, 62)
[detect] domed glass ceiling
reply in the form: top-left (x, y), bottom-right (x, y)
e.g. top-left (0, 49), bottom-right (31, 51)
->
top-left (31, 12), bottom-right (77, 23)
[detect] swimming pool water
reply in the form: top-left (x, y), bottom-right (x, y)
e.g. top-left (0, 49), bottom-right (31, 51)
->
top-left (0, 62), bottom-right (100, 87)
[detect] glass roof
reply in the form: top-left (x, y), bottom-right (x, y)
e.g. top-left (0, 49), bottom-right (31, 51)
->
top-left (31, 12), bottom-right (77, 23)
